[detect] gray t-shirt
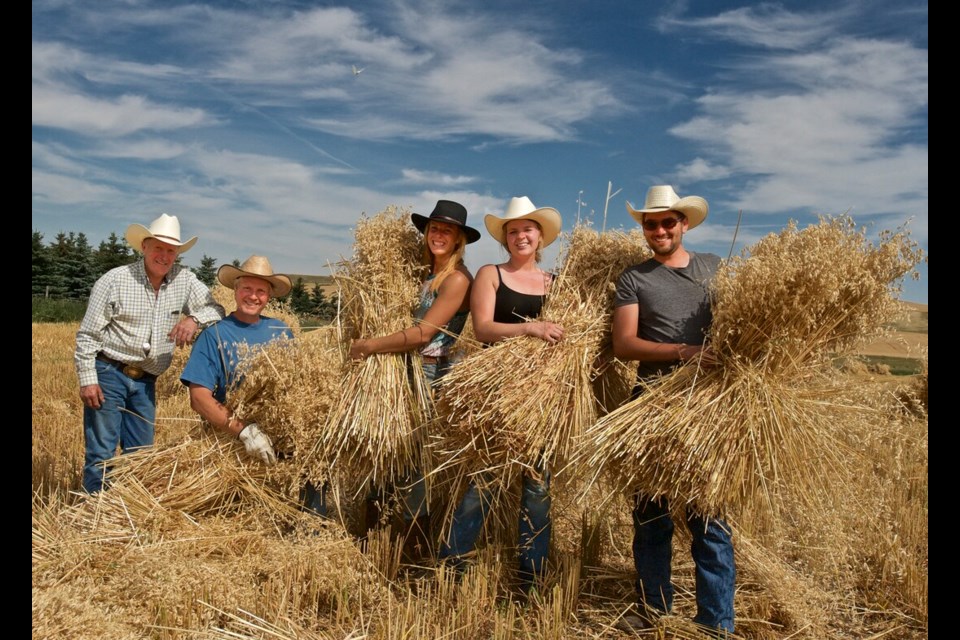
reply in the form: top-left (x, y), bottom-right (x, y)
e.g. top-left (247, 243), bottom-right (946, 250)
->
top-left (614, 252), bottom-right (721, 380)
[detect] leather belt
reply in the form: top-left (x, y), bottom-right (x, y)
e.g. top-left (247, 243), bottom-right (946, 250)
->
top-left (421, 355), bottom-right (448, 365)
top-left (96, 353), bottom-right (157, 381)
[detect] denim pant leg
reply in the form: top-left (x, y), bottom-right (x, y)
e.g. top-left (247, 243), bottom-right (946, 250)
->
top-left (300, 480), bottom-right (329, 518)
top-left (688, 511), bottom-right (736, 634)
top-left (120, 376), bottom-right (156, 453)
top-left (439, 478), bottom-right (493, 560)
top-left (632, 495), bottom-right (675, 614)
top-left (518, 468), bottom-right (552, 581)
top-left (399, 469), bottom-right (427, 521)
top-left (82, 363), bottom-right (156, 493)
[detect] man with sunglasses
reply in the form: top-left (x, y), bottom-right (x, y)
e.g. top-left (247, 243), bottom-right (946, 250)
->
top-left (611, 185), bottom-right (735, 636)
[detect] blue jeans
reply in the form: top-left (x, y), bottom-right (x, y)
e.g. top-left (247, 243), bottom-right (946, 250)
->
top-left (300, 480), bottom-right (329, 518)
top-left (368, 469), bottom-right (428, 521)
top-left (632, 495), bottom-right (735, 634)
top-left (82, 361), bottom-right (157, 493)
top-left (439, 467), bottom-right (552, 582)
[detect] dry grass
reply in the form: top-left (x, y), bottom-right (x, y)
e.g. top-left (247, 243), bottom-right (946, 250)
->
top-left (32, 214), bottom-right (928, 639)
top-left (319, 206), bottom-right (434, 492)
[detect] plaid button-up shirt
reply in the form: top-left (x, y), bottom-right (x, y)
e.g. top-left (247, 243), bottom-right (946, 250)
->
top-left (75, 260), bottom-right (225, 386)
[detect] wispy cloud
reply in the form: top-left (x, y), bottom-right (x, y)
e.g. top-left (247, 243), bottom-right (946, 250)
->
top-left (658, 3), bottom-right (848, 50)
top-left (32, 85), bottom-right (209, 136)
top-left (664, 16), bottom-right (927, 230)
top-left (401, 169), bottom-right (478, 186)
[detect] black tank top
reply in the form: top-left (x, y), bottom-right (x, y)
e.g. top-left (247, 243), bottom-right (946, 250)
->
top-left (493, 265), bottom-right (546, 324)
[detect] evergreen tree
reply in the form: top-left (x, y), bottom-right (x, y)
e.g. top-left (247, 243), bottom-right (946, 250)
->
top-left (32, 231), bottom-right (55, 297)
top-left (310, 283), bottom-right (336, 319)
top-left (94, 232), bottom-right (135, 277)
top-left (192, 254), bottom-right (218, 287)
top-left (310, 283), bottom-right (326, 314)
top-left (289, 277), bottom-right (313, 315)
top-left (52, 232), bottom-right (96, 299)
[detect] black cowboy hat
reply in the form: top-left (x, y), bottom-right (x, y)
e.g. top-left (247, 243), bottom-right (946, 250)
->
top-left (411, 200), bottom-right (481, 244)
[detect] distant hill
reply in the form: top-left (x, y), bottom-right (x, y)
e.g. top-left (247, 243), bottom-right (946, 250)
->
top-left (287, 274), bottom-right (337, 295)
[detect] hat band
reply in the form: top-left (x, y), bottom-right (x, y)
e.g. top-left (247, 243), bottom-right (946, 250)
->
top-left (153, 234), bottom-right (182, 244)
top-left (428, 215), bottom-right (466, 227)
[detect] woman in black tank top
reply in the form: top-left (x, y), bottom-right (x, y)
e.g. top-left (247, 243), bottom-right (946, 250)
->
top-left (438, 196), bottom-right (565, 588)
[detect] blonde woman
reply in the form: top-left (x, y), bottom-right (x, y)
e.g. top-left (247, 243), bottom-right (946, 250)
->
top-left (438, 195), bottom-right (564, 589)
top-left (350, 200), bottom-right (479, 559)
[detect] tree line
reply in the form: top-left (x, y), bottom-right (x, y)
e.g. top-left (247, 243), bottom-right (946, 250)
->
top-left (32, 230), bottom-right (337, 321)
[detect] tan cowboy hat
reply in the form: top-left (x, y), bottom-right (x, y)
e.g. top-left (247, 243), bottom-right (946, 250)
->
top-left (484, 196), bottom-right (562, 247)
top-left (217, 255), bottom-right (292, 298)
top-left (626, 185), bottom-right (709, 229)
top-left (125, 213), bottom-right (198, 253)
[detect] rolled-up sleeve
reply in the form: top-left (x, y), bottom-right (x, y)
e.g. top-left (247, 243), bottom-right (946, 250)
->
top-left (183, 275), bottom-right (225, 326)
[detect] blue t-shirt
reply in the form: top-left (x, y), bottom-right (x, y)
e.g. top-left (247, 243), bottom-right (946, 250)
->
top-left (180, 314), bottom-right (293, 403)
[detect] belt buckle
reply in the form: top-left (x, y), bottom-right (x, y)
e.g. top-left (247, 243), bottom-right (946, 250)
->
top-left (122, 365), bottom-right (145, 380)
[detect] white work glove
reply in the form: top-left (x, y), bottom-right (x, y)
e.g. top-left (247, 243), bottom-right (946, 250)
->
top-left (238, 423), bottom-right (277, 465)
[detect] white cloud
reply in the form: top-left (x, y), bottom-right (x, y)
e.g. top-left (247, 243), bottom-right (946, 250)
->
top-left (401, 169), bottom-right (478, 186)
top-left (32, 170), bottom-right (119, 204)
top-left (94, 139), bottom-right (188, 160)
top-left (32, 85), bottom-right (209, 136)
top-left (674, 157), bottom-right (731, 182)
top-left (666, 36), bottom-right (927, 240)
top-left (658, 4), bottom-right (848, 50)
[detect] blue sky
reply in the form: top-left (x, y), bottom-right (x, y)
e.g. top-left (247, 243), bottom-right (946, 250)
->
top-left (33, 0), bottom-right (928, 304)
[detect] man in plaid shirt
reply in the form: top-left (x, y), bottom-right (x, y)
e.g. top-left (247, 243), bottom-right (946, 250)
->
top-left (75, 213), bottom-right (224, 493)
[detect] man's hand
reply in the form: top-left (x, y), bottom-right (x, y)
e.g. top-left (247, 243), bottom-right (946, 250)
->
top-left (169, 316), bottom-right (200, 347)
top-left (80, 384), bottom-right (104, 409)
top-left (238, 423), bottom-right (277, 465)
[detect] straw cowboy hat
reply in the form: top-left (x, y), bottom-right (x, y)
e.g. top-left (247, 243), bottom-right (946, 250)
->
top-left (217, 255), bottom-right (292, 298)
top-left (484, 196), bottom-right (562, 248)
top-left (411, 200), bottom-right (481, 244)
top-left (626, 185), bottom-right (709, 230)
top-left (125, 213), bottom-right (198, 254)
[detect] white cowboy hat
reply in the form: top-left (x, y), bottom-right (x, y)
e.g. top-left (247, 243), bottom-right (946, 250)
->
top-left (125, 213), bottom-right (198, 253)
top-left (217, 255), bottom-right (292, 298)
top-left (483, 196), bottom-right (562, 248)
top-left (626, 185), bottom-right (709, 230)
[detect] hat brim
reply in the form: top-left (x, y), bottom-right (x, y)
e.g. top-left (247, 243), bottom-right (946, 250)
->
top-left (484, 207), bottom-right (562, 248)
top-left (217, 264), bottom-right (292, 298)
top-left (410, 213), bottom-right (481, 244)
top-left (626, 196), bottom-right (708, 230)
top-left (125, 224), bottom-right (198, 254)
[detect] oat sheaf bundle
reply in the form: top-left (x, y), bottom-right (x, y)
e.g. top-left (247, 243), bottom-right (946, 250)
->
top-left (226, 332), bottom-right (342, 499)
top-left (434, 224), bottom-right (650, 493)
top-left (574, 215), bottom-right (925, 519)
top-left (318, 206), bottom-right (431, 489)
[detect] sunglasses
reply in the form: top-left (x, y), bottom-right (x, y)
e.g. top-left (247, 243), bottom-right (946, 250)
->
top-left (642, 217), bottom-right (682, 231)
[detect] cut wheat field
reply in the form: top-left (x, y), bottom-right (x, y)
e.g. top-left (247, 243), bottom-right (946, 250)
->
top-left (32, 315), bottom-right (927, 639)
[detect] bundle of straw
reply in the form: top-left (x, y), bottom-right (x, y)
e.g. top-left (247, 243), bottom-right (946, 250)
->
top-left (433, 224), bottom-right (650, 495)
top-left (225, 333), bottom-right (343, 498)
top-left (101, 427), bottom-right (300, 521)
top-left (318, 206), bottom-right (432, 489)
top-left (573, 215), bottom-right (924, 519)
